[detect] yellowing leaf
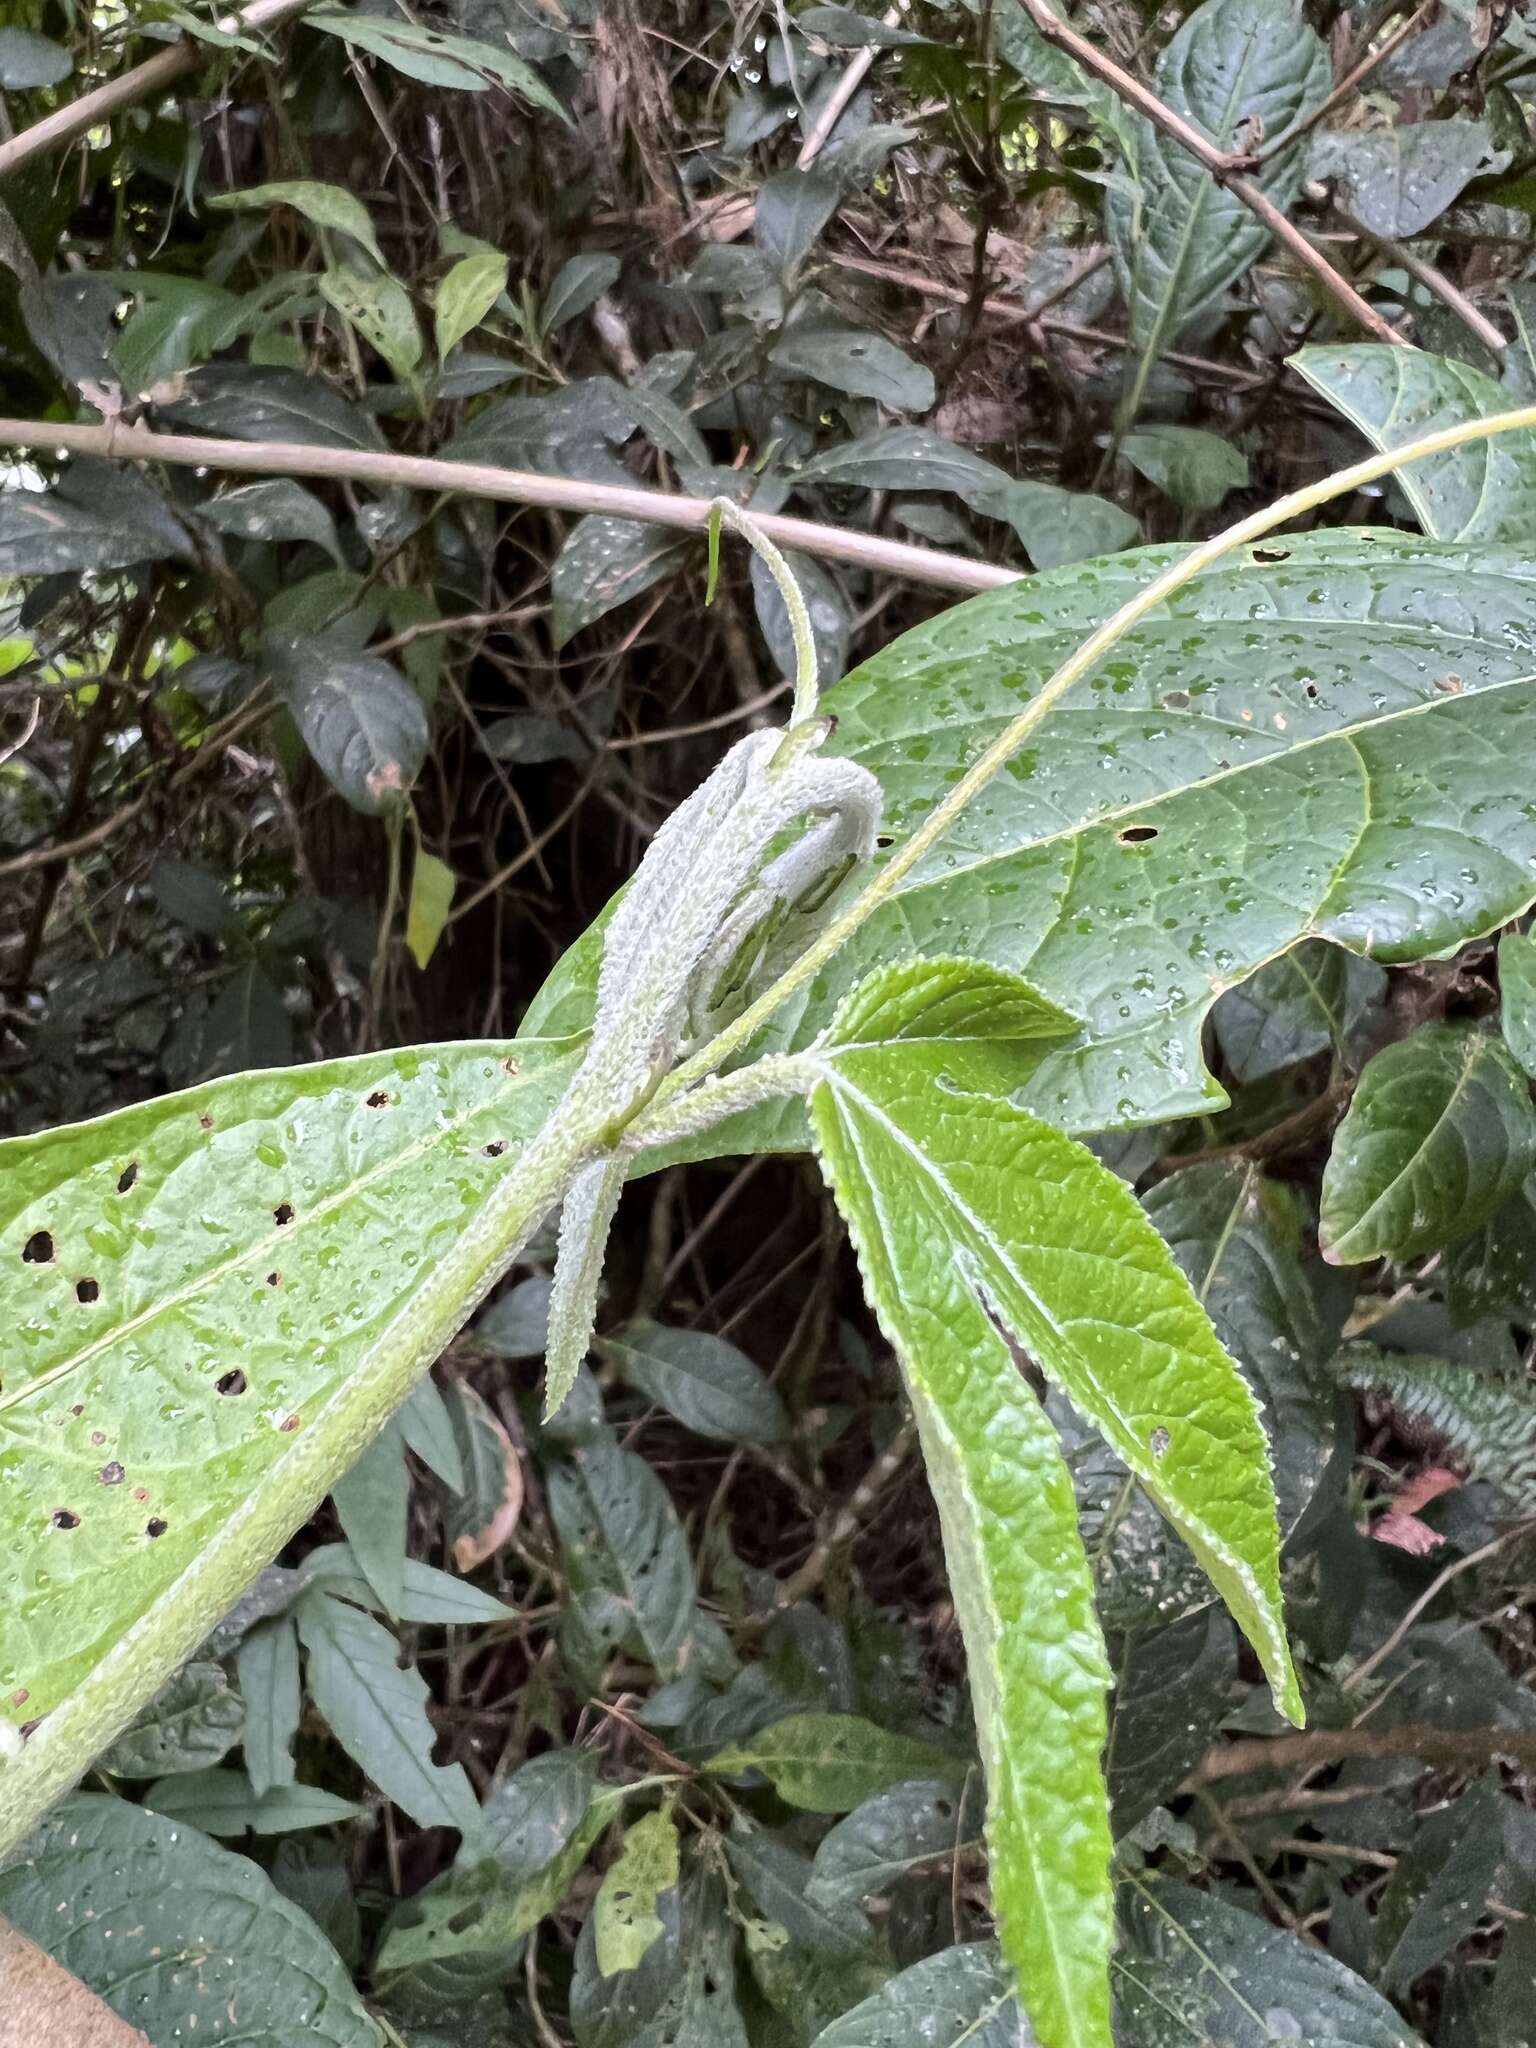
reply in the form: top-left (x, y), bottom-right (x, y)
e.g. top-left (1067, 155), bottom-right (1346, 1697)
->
top-left (594, 1806), bottom-right (680, 1976)
top-left (434, 251), bottom-right (509, 361)
top-left (406, 852), bottom-right (456, 970)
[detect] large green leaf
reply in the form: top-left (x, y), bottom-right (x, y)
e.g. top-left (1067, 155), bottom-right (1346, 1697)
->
top-left (525, 529), bottom-right (1536, 1144)
top-left (1115, 1879), bottom-right (1425, 2046)
top-left (99, 1660), bottom-right (244, 1779)
top-left (0, 1793), bottom-right (385, 2046)
top-left (812, 967), bottom-right (1299, 1649)
top-left (706, 1712), bottom-right (963, 1813)
top-left (0, 1038), bottom-right (576, 1735)
top-left (1295, 345), bottom-right (1536, 543)
top-left (1310, 120), bottom-right (1507, 239)
top-left (1320, 1022), bottom-right (1536, 1263)
top-left (1104, 0), bottom-right (1330, 408)
top-left (808, 1942), bottom-right (1031, 2048)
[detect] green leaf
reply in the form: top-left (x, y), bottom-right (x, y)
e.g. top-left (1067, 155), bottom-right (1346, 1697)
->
top-left (602, 1319), bottom-right (790, 1443)
top-left (304, 10), bottom-right (571, 120)
top-left (301, 1544), bottom-right (515, 1624)
top-left (407, 851), bottom-right (457, 970)
top-left (543, 252), bottom-right (622, 332)
top-left (817, 960), bottom-right (1302, 1723)
top-left (480, 1748), bottom-right (601, 1879)
top-left (321, 266), bottom-right (422, 382)
top-left (1115, 1879), bottom-right (1425, 2046)
top-left (1120, 425), bottom-right (1249, 515)
top-left (0, 482), bottom-right (188, 577)
top-left (987, 481), bottom-right (1140, 572)
top-left (398, 1374), bottom-right (465, 1490)
top-left (1377, 1775), bottom-right (1506, 1993)
top-left (164, 364), bottom-right (386, 451)
top-left (1503, 931), bottom-right (1536, 1078)
top-left (144, 1767), bottom-right (363, 1835)
top-left (1105, 1611), bottom-right (1234, 1834)
top-left (594, 1806), bottom-right (680, 1976)
top-left (296, 1590), bottom-right (480, 1831)
top-left (476, 1275), bottom-right (553, 1356)
top-left (331, 1420), bottom-right (408, 1618)
top-left (0, 1037), bottom-right (575, 1733)
top-left (1445, 1173), bottom-right (1536, 1324)
top-left (209, 180), bottom-right (385, 266)
top-left (795, 424), bottom-right (1008, 498)
top-left (99, 1660), bottom-right (244, 1779)
top-left (808, 1775), bottom-right (986, 1909)
top-left (570, 1868), bottom-right (748, 2048)
top-left (770, 327), bottom-right (935, 411)
top-left (545, 1430), bottom-right (700, 1679)
top-left (706, 1712), bottom-right (963, 1814)
top-left (1105, 0), bottom-right (1330, 403)
top-left (751, 549), bottom-right (850, 686)
top-left (1311, 120), bottom-right (1506, 239)
top-left (272, 647), bottom-right (430, 815)
top-left (728, 1813), bottom-right (878, 1955)
top-left (551, 516), bottom-right (690, 645)
top-left (1212, 937), bottom-right (1385, 1083)
top-left (200, 478), bottom-right (343, 563)
top-left (0, 1794), bottom-right (384, 2045)
top-left (1295, 345), bottom-right (1536, 544)
top-left (1320, 1023), bottom-right (1536, 1263)
top-left (0, 28), bottom-right (72, 87)
top-left (530, 527), bottom-right (1536, 1142)
top-left (237, 1614), bottom-right (302, 1797)
top-left (756, 169), bottom-right (841, 272)
top-left (809, 1943), bottom-right (1029, 2048)
top-left (435, 251), bottom-right (510, 360)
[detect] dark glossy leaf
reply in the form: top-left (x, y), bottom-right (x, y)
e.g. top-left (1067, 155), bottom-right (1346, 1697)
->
top-left (162, 364), bottom-right (386, 451)
top-left (1212, 937), bottom-right (1385, 1082)
top-left (477, 1275), bottom-right (554, 1357)
top-left (989, 481), bottom-right (1139, 571)
top-left (545, 1431), bottom-right (699, 1679)
top-left (143, 1767), bottom-right (362, 1835)
top-left (0, 1039), bottom-right (575, 1731)
top-left (1120, 425), bottom-right (1249, 515)
top-left (751, 549), bottom-right (850, 686)
top-left (551, 517), bottom-right (690, 645)
top-left (0, 480), bottom-right (187, 577)
top-left (0, 1794), bottom-right (383, 2044)
top-left (296, 1589), bottom-right (480, 1831)
top-left (570, 1869), bottom-right (748, 2048)
top-left (1377, 1774), bottom-right (1505, 1992)
top-left (301, 1543), bottom-right (514, 1624)
top-left (200, 478), bottom-right (343, 561)
top-left (1295, 345), bottom-right (1536, 544)
top-left (809, 1943), bottom-right (1030, 2048)
top-left (331, 1420), bottom-right (408, 1617)
top-left (1115, 1879), bottom-right (1425, 2045)
top-left (1105, 1611), bottom-right (1234, 1834)
top-left (808, 1774), bottom-right (986, 1908)
top-left (238, 1614), bottom-right (302, 1797)
top-left (770, 327), bottom-right (934, 410)
top-left (543, 253), bottom-right (622, 333)
top-left (602, 1319), bottom-right (789, 1444)
top-left (100, 1660), bottom-right (244, 1779)
top-left (273, 648), bottom-right (430, 815)
top-left (756, 169), bottom-right (841, 271)
top-left (1321, 1023), bottom-right (1536, 1263)
top-left (1311, 121), bottom-right (1507, 239)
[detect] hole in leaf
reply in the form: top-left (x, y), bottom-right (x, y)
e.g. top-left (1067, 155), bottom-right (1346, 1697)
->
top-left (117, 1162), bottom-right (138, 1194)
top-left (100, 1462), bottom-right (125, 1486)
top-left (266, 1270), bottom-right (281, 1287)
top-left (145, 1517), bottom-right (168, 1539)
top-left (500, 1056), bottom-right (520, 1077)
top-left (21, 1230), bottom-right (54, 1264)
top-left (10, 1690), bottom-right (28, 1709)
top-left (1149, 1425), bottom-right (1171, 1459)
top-left (875, 832), bottom-right (896, 849)
top-left (198, 1112), bottom-right (214, 1131)
top-left (1251, 545), bottom-right (1288, 563)
top-left (483, 1139), bottom-right (507, 1158)
top-left (1161, 689), bottom-right (1190, 710)
top-left (50, 1509), bottom-right (80, 1530)
top-left (89, 1431), bottom-right (106, 1447)
top-left (1117, 825), bottom-right (1159, 846)
top-left (216, 1369), bottom-right (248, 1396)
top-left (75, 1278), bottom-right (99, 1304)
top-left (1304, 682), bottom-right (1319, 701)
top-left (273, 1203), bottom-right (295, 1227)
top-left (366, 1090), bottom-right (390, 1108)
top-left (279, 1413), bottom-right (300, 1432)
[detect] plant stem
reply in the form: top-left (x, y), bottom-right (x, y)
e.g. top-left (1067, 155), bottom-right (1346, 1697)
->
top-left (0, 1095), bottom-right (607, 1854)
top-left (646, 399), bottom-right (1536, 1108)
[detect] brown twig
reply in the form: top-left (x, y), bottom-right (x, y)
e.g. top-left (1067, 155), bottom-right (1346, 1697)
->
top-left (1189, 1718), bottom-right (1536, 1784)
top-left (1338, 207), bottom-right (1507, 356)
top-left (0, 0), bottom-right (315, 184)
top-left (0, 419), bottom-right (1020, 595)
top-left (0, 1918), bottom-right (151, 2048)
top-left (1008, 0), bottom-right (1406, 349)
